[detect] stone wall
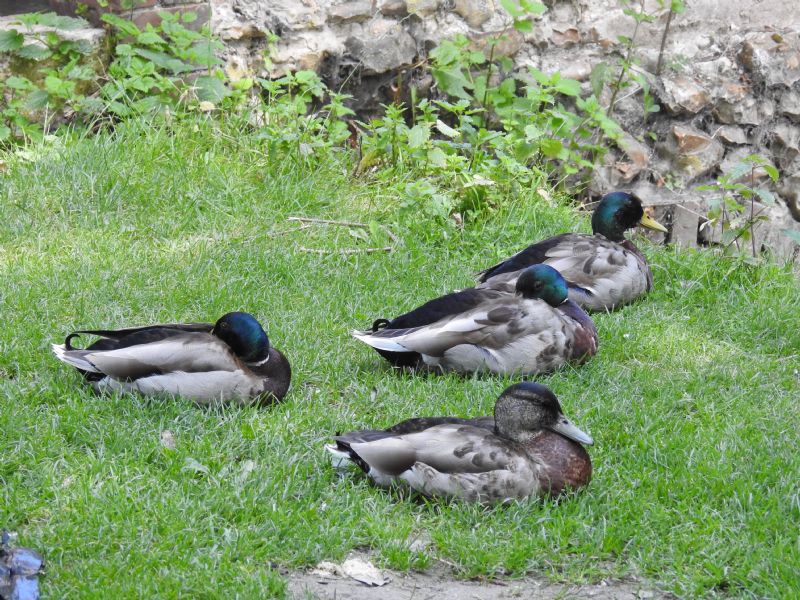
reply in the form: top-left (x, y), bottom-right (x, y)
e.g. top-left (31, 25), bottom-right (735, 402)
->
top-left (47, 0), bottom-right (210, 30)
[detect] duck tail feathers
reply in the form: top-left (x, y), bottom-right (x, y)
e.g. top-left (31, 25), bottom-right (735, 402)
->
top-left (51, 344), bottom-right (101, 373)
top-left (351, 329), bottom-right (410, 353)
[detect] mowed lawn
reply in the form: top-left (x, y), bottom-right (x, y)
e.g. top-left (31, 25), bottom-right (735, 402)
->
top-left (1, 118), bottom-right (799, 598)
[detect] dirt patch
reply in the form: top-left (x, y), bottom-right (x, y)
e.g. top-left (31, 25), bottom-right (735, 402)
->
top-left (287, 553), bottom-right (672, 600)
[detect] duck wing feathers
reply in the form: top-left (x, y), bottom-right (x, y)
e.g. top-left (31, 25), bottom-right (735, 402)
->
top-left (354, 297), bottom-right (566, 357)
top-left (53, 333), bottom-right (241, 380)
top-left (384, 287), bottom-right (507, 330)
top-left (337, 424), bottom-right (521, 476)
top-left (66, 323), bottom-right (212, 351)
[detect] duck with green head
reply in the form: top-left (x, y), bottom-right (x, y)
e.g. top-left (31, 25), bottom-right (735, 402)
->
top-left (52, 312), bottom-right (291, 405)
top-left (327, 382), bottom-right (593, 503)
top-left (478, 191), bottom-right (668, 311)
top-left (353, 264), bottom-right (598, 374)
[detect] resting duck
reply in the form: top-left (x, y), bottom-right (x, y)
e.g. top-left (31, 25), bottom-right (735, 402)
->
top-left (326, 382), bottom-right (593, 503)
top-left (353, 264), bottom-right (598, 374)
top-left (51, 312), bottom-right (291, 405)
top-left (478, 192), bottom-right (668, 312)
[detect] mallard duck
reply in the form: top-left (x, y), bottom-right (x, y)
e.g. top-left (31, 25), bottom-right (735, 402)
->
top-left (478, 192), bottom-right (668, 311)
top-left (326, 382), bottom-right (593, 503)
top-left (353, 264), bottom-right (598, 374)
top-left (51, 312), bottom-right (291, 405)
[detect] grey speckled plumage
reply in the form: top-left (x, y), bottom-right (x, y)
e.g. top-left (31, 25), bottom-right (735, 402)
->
top-left (326, 382), bottom-right (593, 503)
top-left (353, 265), bottom-right (598, 375)
top-left (478, 192), bottom-right (668, 312)
top-left (51, 312), bottom-right (291, 406)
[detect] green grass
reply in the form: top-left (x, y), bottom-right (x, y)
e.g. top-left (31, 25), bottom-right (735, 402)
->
top-left (1, 117), bottom-right (799, 598)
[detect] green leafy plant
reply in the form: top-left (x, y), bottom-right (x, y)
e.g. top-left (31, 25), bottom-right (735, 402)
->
top-left (356, 2), bottom-right (622, 223)
top-left (0, 12), bottom-right (95, 144)
top-left (697, 155), bottom-right (780, 259)
top-left (96, 11), bottom-right (226, 116)
top-left (253, 70), bottom-right (355, 168)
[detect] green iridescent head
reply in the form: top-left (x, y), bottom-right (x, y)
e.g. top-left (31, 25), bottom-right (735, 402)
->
top-left (591, 192), bottom-right (667, 242)
top-left (515, 264), bottom-right (568, 306)
top-left (212, 312), bottom-right (270, 363)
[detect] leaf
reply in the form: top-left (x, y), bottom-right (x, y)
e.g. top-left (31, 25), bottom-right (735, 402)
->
top-left (762, 164), bottom-right (779, 183)
top-left (754, 188), bottom-right (775, 205)
top-left (101, 13), bottom-right (141, 37)
top-left (435, 120), bottom-right (460, 138)
top-left (427, 147), bottom-right (447, 167)
top-left (407, 124), bottom-right (430, 148)
top-left (137, 31), bottom-right (166, 46)
top-left (35, 12), bottom-right (89, 30)
top-left (500, 0), bottom-right (525, 18)
top-left (539, 138), bottom-right (564, 158)
top-left (728, 162), bottom-right (751, 181)
top-left (16, 44), bottom-right (52, 60)
top-left (520, 0), bottom-right (547, 14)
top-left (431, 67), bottom-right (473, 100)
top-left (194, 75), bottom-right (229, 102)
top-left (5, 76), bottom-right (34, 91)
top-left (0, 29), bottom-right (24, 52)
top-left (0, 125), bottom-right (11, 141)
top-left (513, 19), bottom-right (534, 33)
top-left (24, 90), bottom-right (50, 110)
top-left (554, 78), bottom-right (581, 97)
top-left (191, 40), bottom-right (223, 68)
top-left (590, 62), bottom-right (607, 98)
top-left (134, 48), bottom-right (194, 74)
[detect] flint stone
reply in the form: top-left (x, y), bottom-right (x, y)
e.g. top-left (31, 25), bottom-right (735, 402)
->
top-left (658, 74), bottom-right (710, 115)
top-left (329, 1), bottom-right (374, 24)
top-left (345, 19), bottom-right (417, 75)
top-left (780, 89), bottom-right (800, 121)
top-left (713, 96), bottom-right (763, 126)
top-left (716, 125), bottom-right (748, 145)
top-left (406, 0), bottom-right (442, 17)
top-left (212, 0), bottom-right (326, 37)
top-left (453, 0), bottom-right (495, 28)
top-left (615, 132), bottom-right (650, 183)
top-left (377, 0), bottom-right (408, 17)
top-left (670, 125), bottom-right (724, 181)
top-left (670, 200), bottom-right (706, 248)
top-left (738, 32), bottom-right (800, 87)
top-left (550, 27), bottom-right (580, 47)
top-left (770, 121), bottom-right (800, 169)
top-left (777, 172), bottom-right (800, 221)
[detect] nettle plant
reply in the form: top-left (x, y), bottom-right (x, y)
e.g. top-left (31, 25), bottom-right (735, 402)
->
top-left (0, 12), bottom-right (96, 142)
top-left (357, 1), bottom-right (621, 221)
top-left (697, 154), bottom-right (783, 260)
top-left (95, 12), bottom-right (233, 116)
